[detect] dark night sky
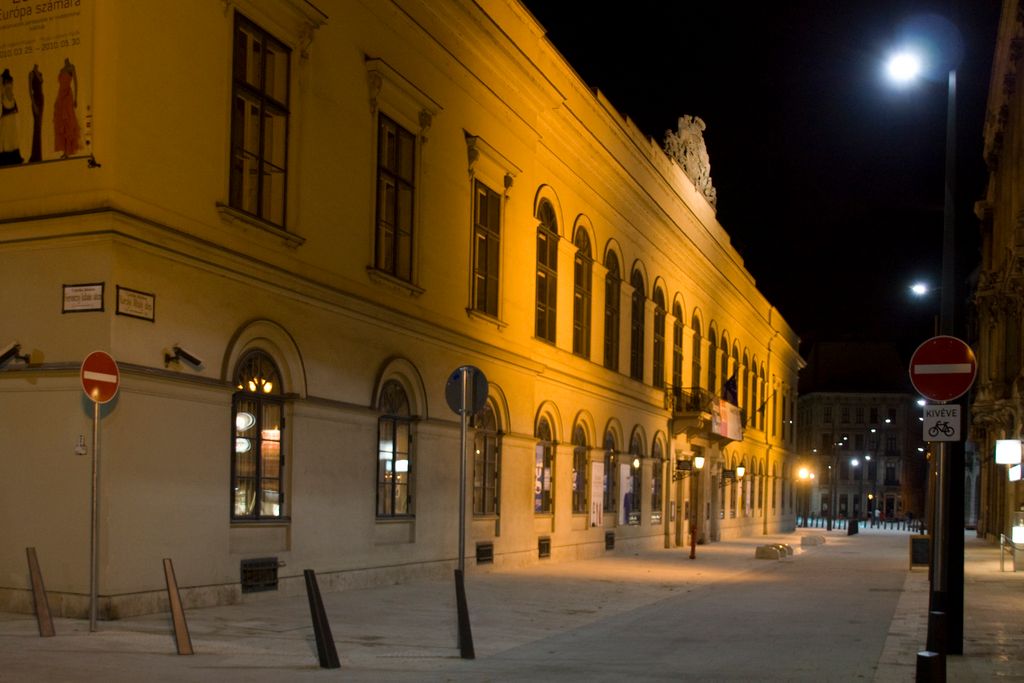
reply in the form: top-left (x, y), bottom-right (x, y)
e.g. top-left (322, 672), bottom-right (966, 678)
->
top-left (521, 1), bottom-right (1002, 359)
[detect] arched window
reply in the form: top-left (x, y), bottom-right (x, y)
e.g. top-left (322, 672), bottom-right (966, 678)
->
top-left (729, 459), bottom-right (738, 518)
top-left (652, 289), bottom-right (666, 388)
top-left (473, 401), bottom-right (500, 517)
top-left (535, 201), bottom-right (558, 343)
top-left (629, 270), bottom-right (645, 381)
top-left (627, 431), bottom-right (643, 524)
top-left (690, 315), bottom-right (702, 389)
top-left (573, 230), bottom-right (592, 358)
top-left (759, 366), bottom-right (767, 430)
top-left (572, 425), bottom-right (588, 514)
top-left (650, 440), bottom-right (664, 524)
top-left (743, 352), bottom-right (751, 426)
top-left (232, 350), bottom-right (285, 520)
top-left (377, 380), bottom-right (413, 517)
top-left (603, 430), bottom-right (618, 513)
top-left (707, 327), bottom-right (718, 396)
top-left (603, 253), bottom-right (621, 370)
top-left (672, 302), bottom-right (684, 392)
top-left (534, 417), bottom-right (555, 514)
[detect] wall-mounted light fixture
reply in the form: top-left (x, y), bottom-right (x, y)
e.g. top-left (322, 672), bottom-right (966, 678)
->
top-left (0, 341), bottom-right (30, 366)
top-left (995, 439), bottom-right (1022, 465)
top-left (164, 345), bottom-right (205, 369)
top-left (736, 465), bottom-right (746, 479)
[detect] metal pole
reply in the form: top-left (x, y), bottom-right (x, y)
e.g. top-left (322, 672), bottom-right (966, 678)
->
top-left (458, 367), bottom-right (468, 574)
top-left (89, 400), bottom-right (99, 632)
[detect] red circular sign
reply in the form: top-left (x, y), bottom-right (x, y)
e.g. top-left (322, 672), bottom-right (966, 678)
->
top-left (81, 351), bottom-right (120, 404)
top-left (909, 336), bottom-right (977, 402)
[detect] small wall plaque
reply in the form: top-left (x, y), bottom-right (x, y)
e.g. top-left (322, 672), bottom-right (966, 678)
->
top-left (63, 283), bottom-right (105, 313)
top-left (116, 286), bottom-right (155, 322)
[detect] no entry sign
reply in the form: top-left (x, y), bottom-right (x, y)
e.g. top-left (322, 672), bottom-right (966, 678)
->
top-left (81, 351), bottom-right (120, 404)
top-left (909, 336), bottom-right (976, 403)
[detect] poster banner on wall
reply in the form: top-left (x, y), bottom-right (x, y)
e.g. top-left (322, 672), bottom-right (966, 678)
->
top-left (0, 0), bottom-right (93, 167)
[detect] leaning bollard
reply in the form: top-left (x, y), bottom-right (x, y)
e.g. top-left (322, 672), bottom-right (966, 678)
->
top-left (162, 558), bottom-right (193, 655)
top-left (303, 569), bottom-right (341, 669)
top-left (26, 548), bottom-right (55, 637)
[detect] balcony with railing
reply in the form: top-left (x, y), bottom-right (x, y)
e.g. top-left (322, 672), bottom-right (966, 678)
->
top-left (671, 387), bottom-right (742, 443)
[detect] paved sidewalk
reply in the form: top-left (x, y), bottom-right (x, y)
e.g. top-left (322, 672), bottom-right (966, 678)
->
top-left (1, 528), bottom-right (1021, 681)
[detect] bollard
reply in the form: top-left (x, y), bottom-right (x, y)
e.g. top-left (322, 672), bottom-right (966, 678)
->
top-left (303, 569), bottom-right (341, 669)
top-left (916, 650), bottom-right (945, 682)
top-left (926, 610), bottom-right (947, 655)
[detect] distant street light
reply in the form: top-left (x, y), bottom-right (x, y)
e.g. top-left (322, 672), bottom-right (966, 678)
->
top-left (911, 282), bottom-right (929, 296)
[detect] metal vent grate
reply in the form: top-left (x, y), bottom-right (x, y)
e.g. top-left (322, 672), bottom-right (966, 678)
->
top-left (538, 536), bottom-right (551, 558)
top-left (605, 531), bottom-right (615, 550)
top-left (476, 542), bottom-right (494, 564)
top-left (240, 557), bottom-right (279, 593)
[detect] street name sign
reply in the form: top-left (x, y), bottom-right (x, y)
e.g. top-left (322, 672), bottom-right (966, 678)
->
top-left (909, 336), bottom-right (976, 403)
top-left (81, 351), bottom-right (120, 404)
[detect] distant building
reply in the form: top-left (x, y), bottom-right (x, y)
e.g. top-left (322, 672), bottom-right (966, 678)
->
top-left (971, 0), bottom-right (1024, 542)
top-left (0, 0), bottom-right (802, 619)
top-left (796, 343), bottom-right (928, 522)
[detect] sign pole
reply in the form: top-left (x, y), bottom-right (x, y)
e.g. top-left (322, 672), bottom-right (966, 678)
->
top-left (89, 399), bottom-right (99, 632)
top-left (458, 367), bottom-right (468, 575)
top-left (80, 350), bottom-right (120, 633)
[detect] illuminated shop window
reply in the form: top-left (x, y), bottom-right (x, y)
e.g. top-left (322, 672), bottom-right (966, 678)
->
top-left (571, 425), bottom-right (588, 514)
top-left (534, 418), bottom-right (554, 514)
top-left (377, 380), bottom-right (414, 517)
top-left (229, 14), bottom-right (290, 228)
top-left (603, 431), bottom-right (618, 513)
top-left (232, 350), bottom-right (285, 520)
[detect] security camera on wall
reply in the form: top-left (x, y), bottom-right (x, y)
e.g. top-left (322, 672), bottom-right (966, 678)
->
top-left (0, 341), bottom-right (26, 365)
top-left (166, 345), bottom-right (204, 369)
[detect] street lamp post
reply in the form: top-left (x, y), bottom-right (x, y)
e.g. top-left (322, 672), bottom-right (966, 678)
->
top-left (887, 18), bottom-right (965, 654)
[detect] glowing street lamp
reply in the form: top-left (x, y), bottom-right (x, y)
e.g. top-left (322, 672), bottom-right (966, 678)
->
top-left (886, 13), bottom-right (965, 654)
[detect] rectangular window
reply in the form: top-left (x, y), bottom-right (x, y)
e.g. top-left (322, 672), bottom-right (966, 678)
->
top-left (823, 406), bottom-right (832, 424)
top-left (471, 181), bottom-right (501, 316)
top-left (376, 115), bottom-right (416, 281)
top-left (870, 407), bottom-right (878, 423)
top-left (230, 15), bottom-right (291, 228)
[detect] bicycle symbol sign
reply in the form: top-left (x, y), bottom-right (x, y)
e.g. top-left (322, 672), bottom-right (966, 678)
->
top-left (922, 404), bottom-right (961, 442)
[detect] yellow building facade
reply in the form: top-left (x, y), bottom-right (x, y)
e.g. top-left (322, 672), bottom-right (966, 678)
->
top-left (0, 0), bottom-right (802, 618)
